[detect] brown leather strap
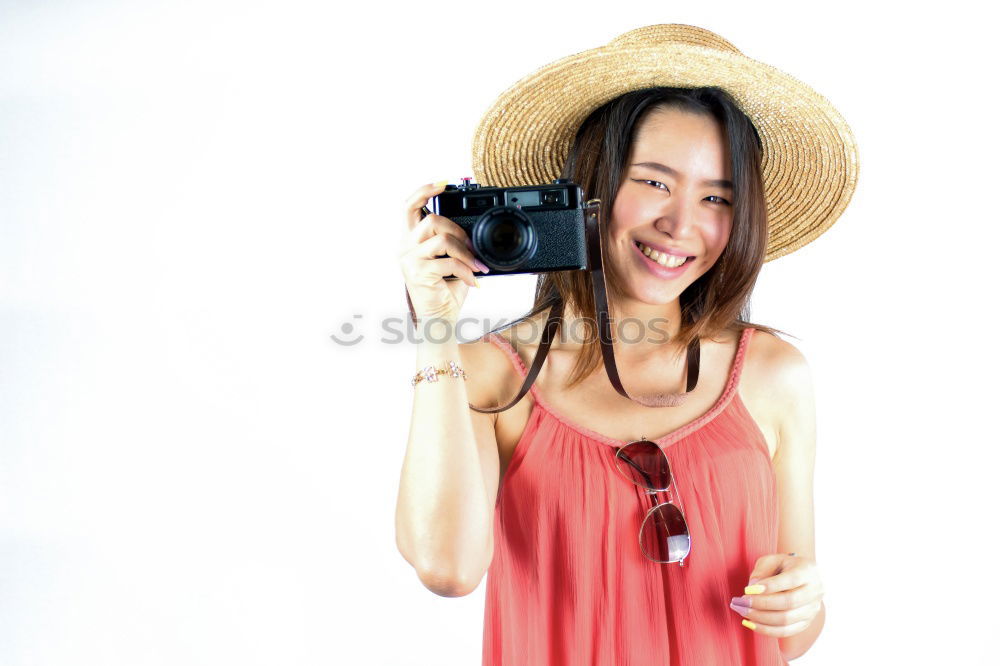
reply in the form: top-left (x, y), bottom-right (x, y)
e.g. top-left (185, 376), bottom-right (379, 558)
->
top-left (469, 299), bottom-right (563, 413)
top-left (584, 199), bottom-right (700, 400)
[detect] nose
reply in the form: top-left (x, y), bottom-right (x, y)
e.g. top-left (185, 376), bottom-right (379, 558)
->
top-left (653, 195), bottom-right (697, 239)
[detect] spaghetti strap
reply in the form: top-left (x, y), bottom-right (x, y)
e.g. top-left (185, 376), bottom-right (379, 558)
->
top-left (483, 332), bottom-right (529, 379)
top-left (481, 331), bottom-right (546, 411)
top-left (728, 326), bottom-right (755, 393)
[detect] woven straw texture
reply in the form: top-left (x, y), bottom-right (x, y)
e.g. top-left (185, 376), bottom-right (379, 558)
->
top-left (471, 24), bottom-right (859, 262)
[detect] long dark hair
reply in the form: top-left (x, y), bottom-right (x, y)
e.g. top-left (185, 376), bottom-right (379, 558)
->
top-left (494, 86), bottom-right (788, 389)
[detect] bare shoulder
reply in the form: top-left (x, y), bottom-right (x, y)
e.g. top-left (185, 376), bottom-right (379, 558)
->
top-left (456, 330), bottom-right (523, 415)
top-left (742, 329), bottom-right (816, 454)
top-left (744, 329), bottom-right (813, 396)
top-left (748, 326), bottom-right (808, 367)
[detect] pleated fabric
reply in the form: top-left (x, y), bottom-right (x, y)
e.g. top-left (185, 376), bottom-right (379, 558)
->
top-left (481, 326), bottom-right (788, 666)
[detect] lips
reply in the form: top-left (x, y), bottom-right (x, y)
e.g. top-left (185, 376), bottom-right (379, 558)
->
top-left (632, 240), bottom-right (696, 278)
top-left (634, 240), bottom-right (695, 263)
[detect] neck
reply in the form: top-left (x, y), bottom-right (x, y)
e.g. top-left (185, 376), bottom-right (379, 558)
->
top-left (556, 294), bottom-right (685, 361)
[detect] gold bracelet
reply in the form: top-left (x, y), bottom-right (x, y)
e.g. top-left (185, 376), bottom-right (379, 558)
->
top-left (411, 361), bottom-right (468, 387)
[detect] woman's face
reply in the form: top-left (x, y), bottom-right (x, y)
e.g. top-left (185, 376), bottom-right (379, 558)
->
top-left (607, 107), bottom-right (734, 305)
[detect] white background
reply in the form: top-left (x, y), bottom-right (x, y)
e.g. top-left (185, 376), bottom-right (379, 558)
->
top-left (2, 1), bottom-right (997, 664)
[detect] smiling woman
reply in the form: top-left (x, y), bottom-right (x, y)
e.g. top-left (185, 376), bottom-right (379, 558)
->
top-left (466, 84), bottom-right (806, 666)
top-left (524, 87), bottom-right (777, 388)
top-left (395, 22), bottom-right (858, 666)
top-left (614, 108), bottom-right (737, 316)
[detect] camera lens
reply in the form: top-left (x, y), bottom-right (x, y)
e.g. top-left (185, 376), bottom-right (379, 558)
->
top-left (472, 206), bottom-right (537, 269)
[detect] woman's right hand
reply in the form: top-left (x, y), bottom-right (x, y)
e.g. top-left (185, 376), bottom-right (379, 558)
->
top-left (399, 181), bottom-right (489, 324)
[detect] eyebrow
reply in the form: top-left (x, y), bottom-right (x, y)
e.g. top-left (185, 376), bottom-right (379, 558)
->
top-left (631, 162), bottom-right (733, 190)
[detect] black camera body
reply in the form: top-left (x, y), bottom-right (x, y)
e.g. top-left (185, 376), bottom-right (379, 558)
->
top-left (430, 178), bottom-right (589, 276)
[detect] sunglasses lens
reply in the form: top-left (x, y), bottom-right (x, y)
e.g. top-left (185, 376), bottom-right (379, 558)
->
top-left (640, 502), bottom-right (691, 563)
top-left (615, 440), bottom-right (671, 490)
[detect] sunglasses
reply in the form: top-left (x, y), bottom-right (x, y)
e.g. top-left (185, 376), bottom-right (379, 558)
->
top-left (613, 438), bottom-right (692, 566)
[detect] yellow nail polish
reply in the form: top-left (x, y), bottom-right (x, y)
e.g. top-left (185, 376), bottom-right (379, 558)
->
top-left (744, 584), bottom-right (765, 595)
top-left (741, 619), bottom-right (756, 631)
top-left (433, 180), bottom-right (449, 188)
top-left (473, 277), bottom-right (480, 288)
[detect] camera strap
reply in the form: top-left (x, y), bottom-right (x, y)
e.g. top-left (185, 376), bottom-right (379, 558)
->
top-left (405, 198), bottom-right (700, 413)
top-left (581, 198), bottom-right (701, 410)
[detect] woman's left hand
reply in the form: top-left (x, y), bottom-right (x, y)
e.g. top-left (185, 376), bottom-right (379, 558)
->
top-left (728, 553), bottom-right (824, 637)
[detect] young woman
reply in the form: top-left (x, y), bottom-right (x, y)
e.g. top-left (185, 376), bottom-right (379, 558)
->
top-left (396, 24), bottom-right (858, 665)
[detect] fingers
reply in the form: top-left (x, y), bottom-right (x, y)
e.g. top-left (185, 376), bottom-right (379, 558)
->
top-left (398, 180), bottom-right (490, 293)
top-left (736, 580), bottom-right (822, 613)
top-left (744, 557), bottom-right (823, 609)
top-left (399, 231), bottom-right (480, 288)
top-left (401, 212), bottom-right (487, 282)
top-left (737, 553), bottom-right (823, 636)
top-left (397, 180), bottom-right (488, 299)
top-left (433, 256), bottom-right (478, 288)
top-left (399, 251), bottom-right (478, 289)
top-left (405, 180), bottom-right (449, 231)
top-left (746, 553), bottom-right (787, 586)
top-left (409, 211), bottom-right (473, 248)
top-left (733, 599), bottom-right (823, 638)
top-left (413, 227), bottom-right (482, 268)
top-left (747, 567), bottom-right (810, 598)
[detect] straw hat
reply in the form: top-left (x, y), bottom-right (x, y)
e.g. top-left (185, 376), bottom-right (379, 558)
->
top-left (471, 24), bottom-right (859, 262)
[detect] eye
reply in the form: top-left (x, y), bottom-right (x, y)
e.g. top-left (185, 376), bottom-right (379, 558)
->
top-left (706, 195), bottom-right (731, 205)
top-left (636, 179), bottom-right (668, 191)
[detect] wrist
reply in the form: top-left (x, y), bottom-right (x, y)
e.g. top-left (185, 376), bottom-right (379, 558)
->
top-left (411, 360), bottom-right (468, 387)
top-left (412, 315), bottom-right (462, 344)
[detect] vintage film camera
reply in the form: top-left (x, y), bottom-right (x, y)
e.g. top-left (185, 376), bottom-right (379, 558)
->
top-left (428, 178), bottom-right (590, 276)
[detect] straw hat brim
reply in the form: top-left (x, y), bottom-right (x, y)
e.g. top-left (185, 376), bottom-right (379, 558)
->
top-left (471, 26), bottom-right (859, 262)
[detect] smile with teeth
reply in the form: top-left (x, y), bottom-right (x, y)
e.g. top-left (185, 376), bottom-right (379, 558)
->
top-left (635, 241), bottom-right (693, 268)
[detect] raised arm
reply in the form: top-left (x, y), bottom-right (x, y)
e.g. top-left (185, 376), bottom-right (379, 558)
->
top-left (394, 181), bottom-right (503, 597)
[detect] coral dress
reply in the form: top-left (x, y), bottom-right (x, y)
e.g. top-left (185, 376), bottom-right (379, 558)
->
top-left (481, 326), bottom-right (788, 665)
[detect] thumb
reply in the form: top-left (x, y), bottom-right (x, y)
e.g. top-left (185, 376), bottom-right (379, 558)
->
top-left (747, 553), bottom-right (786, 586)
